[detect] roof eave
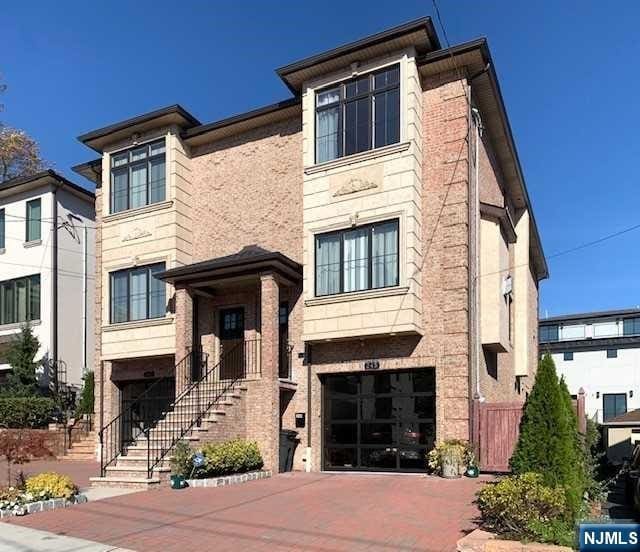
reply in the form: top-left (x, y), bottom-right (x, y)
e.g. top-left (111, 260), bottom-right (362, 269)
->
top-left (277, 16), bottom-right (441, 94)
top-left (0, 169), bottom-right (95, 200)
top-left (77, 104), bottom-right (201, 153)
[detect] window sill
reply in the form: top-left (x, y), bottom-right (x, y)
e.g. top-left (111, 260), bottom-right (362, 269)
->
top-left (304, 141), bottom-right (411, 175)
top-left (23, 240), bottom-right (42, 249)
top-left (0, 319), bottom-right (41, 332)
top-left (103, 316), bottom-right (174, 332)
top-left (103, 200), bottom-right (173, 223)
top-left (305, 286), bottom-right (409, 306)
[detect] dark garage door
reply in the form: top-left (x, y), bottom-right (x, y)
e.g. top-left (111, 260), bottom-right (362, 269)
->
top-left (323, 369), bottom-right (436, 472)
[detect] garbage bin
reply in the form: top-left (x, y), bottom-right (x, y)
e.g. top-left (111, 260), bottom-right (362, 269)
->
top-left (279, 429), bottom-right (298, 472)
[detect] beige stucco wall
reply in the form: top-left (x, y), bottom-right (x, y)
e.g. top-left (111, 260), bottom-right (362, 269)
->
top-left (98, 128), bottom-right (192, 360)
top-left (606, 426), bottom-right (636, 464)
top-left (480, 217), bottom-right (510, 352)
top-left (301, 49), bottom-right (423, 341)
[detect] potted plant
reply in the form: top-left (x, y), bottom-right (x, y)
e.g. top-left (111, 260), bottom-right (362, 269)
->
top-left (427, 439), bottom-right (473, 478)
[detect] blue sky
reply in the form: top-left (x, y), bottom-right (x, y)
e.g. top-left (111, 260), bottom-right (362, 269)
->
top-left (2, 1), bottom-right (639, 317)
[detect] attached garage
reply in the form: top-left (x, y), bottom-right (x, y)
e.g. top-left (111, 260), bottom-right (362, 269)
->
top-left (322, 369), bottom-right (436, 472)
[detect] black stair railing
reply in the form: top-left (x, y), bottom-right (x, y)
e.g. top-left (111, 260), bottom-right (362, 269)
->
top-left (144, 338), bottom-right (261, 478)
top-left (98, 347), bottom-right (208, 477)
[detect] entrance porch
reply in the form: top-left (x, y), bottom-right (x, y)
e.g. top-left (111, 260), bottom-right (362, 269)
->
top-left (160, 245), bottom-right (303, 471)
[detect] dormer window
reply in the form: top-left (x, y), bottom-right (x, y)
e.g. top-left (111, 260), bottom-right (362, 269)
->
top-left (315, 64), bottom-right (400, 164)
top-left (110, 139), bottom-right (166, 214)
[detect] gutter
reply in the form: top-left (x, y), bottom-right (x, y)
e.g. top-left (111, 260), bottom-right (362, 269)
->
top-left (51, 183), bottom-right (59, 391)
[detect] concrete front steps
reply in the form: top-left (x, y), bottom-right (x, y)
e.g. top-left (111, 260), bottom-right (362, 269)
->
top-left (61, 431), bottom-right (97, 461)
top-left (89, 384), bottom-right (247, 489)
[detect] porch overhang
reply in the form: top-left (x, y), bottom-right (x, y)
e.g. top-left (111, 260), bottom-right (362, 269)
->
top-left (156, 245), bottom-right (302, 288)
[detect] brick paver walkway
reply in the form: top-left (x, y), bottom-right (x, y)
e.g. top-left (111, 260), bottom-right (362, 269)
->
top-left (6, 472), bottom-right (486, 552)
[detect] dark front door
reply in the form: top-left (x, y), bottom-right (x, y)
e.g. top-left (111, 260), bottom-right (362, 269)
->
top-left (219, 307), bottom-right (245, 380)
top-left (323, 369), bottom-right (436, 472)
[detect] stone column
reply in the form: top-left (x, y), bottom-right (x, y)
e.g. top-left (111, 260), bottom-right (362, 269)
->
top-left (174, 285), bottom-right (194, 393)
top-left (96, 360), bottom-right (119, 464)
top-left (256, 272), bottom-right (281, 472)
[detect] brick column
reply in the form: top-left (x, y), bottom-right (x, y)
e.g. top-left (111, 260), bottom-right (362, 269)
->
top-left (96, 360), bottom-right (119, 463)
top-left (175, 285), bottom-right (194, 394)
top-left (255, 272), bottom-right (281, 472)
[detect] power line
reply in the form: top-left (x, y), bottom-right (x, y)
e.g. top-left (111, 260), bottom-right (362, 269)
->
top-left (478, 221), bottom-right (640, 280)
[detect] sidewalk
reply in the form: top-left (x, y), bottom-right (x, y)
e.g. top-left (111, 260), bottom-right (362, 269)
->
top-left (0, 524), bottom-right (135, 552)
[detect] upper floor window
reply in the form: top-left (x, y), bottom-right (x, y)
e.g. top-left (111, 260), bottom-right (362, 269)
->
top-left (539, 324), bottom-right (559, 342)
top-left (315, 219), bottom-right (398, 297)
top-left (0, 209), bottom-right (4, 249)
top-left (315, 64), bottom-right (400, 163)
top-left (0, 274), bottom-right (40, 325)
top-left (110, 139), bottom-right (166, 214)
top-left (563, 351), bottom-right (573, 361)
top-left (623, 317), bottom-right (640, 336)
top-left (26, 198), bottom-right (41, 242)
top-left (109, 263), bottom-right (166, 324)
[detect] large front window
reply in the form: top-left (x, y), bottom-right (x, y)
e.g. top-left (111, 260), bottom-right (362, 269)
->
top-left (315, 219), bottom-right (399, 297)
top-left (315, 64), bottom-right (400, 163)
top-left (603, 393), bottom-right (627, 422)
top-left (0, 274), bottom-right (40, 325)
top-left (109, 263), bottom-right (166, 323)
top-left (110, 139), bottom-right (166, 214)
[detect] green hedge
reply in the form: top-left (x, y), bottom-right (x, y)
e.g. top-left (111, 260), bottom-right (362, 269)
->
top-left (171, 439), bottom-right (264, 479)
top-left (200, 439), bottom-right (263, 477)
top-left (0, 397), bottom-right (57, 428)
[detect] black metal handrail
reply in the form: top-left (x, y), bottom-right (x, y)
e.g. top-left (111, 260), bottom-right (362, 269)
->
top-left (98, 347), bottom-right (208, 477)
top-left (144, 338), bottom-right (261, 478)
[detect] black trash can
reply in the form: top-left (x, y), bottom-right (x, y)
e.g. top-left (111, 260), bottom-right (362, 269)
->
top-left (279, 429), bottom-right (298, 472)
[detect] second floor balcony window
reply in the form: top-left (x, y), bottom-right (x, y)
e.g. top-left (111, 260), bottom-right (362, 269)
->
top-left (109, 263), bottom-right (166, 324)
top-left (315, 219), bottom-right (399, 297)
top-left (539, 324), bottom-right (559, 342)
top-left (110, 139), bottom-right (166, 214)
top-left (315, 64), bottom-right (400, 164)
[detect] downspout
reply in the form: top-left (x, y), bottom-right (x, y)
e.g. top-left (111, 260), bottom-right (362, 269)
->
top-left (306, 343), bottom-right (312, 472)
top-left (467, 64), bottom-right (490, 450)
top-left (52, 183), bottom-right (59, 392)
top-left (82, 225), bottom-right (87, 376)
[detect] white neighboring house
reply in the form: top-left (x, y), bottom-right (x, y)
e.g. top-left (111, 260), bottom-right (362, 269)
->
top-left (0, 170), bottom-right (95, 395)
top-left (539, 308), bottom-right (640, 423)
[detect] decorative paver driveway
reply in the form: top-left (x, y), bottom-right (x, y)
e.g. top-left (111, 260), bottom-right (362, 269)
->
top-left (5, 472), bottom-right (486, 552)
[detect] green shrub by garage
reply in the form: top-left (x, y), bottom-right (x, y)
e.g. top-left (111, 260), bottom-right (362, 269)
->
top-left (0, 397), bottom-right (56, 428)
top-left (171, 439), bottom-right (263, 479)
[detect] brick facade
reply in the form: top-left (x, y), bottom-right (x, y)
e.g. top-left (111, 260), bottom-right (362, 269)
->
top-left (89, 28), bottom-right (543, 479)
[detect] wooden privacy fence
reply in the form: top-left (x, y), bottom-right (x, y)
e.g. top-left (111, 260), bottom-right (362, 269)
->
top-left (475, 401), bottom-right (523, 472)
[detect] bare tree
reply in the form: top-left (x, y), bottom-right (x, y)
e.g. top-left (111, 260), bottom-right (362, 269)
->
top-left (0, 126), bottom-right (45, 182)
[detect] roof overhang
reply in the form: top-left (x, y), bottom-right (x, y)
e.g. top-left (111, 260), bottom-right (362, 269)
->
top-left (540, 308), bottom-right (640, 325)
top-left (480, 202), bottom-right (517, 243)
top-left (182, 98), bottom-right (301, 148)
top-left (0, 170), bottom-right (95, 202)
top-left (418, 39), bottom-right (548, 280)
top-left (77, 104), bottom-right (200, 153)
top-left (277, 16), bottom-right (441, 94)
top-left (158, 250), bottom-right (302, 286)
top-left (71, 158), bottom-right (102, 186)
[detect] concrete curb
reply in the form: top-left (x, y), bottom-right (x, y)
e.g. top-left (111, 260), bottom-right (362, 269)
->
top-left (0, 493), bottom-right (87, 519)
